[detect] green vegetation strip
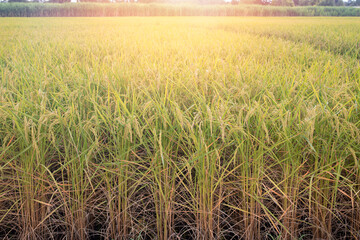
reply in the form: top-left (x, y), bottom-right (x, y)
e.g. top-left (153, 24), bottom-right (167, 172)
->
top-left (0, 17), bottom-right (360, 239)
top-left (1, 3), bottom-right (360, 17)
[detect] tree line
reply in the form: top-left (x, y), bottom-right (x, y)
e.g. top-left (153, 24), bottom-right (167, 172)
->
top-left (3, 0), bottom-right (360, 7)
top-left (1, 3), bottom-right (360, 17)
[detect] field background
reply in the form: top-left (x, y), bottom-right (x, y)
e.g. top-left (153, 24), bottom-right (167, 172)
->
top-left (1, 17), bottom-right (360, 239)
top-left (1, 3), bottom-right (360, 16)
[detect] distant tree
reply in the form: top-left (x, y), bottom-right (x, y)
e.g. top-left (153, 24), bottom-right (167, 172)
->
top-left (242, 0), bottom-right (270, 5)
top-left (254, 0), bottom-right (266, 4)
top-left (345, 0), bottom-right (357, 5)
top-left (318, 0), bottom-right (334, 5)
top-left (49, 0), bottom-right (71, 3)
top-left (80, 0), bottom-right (111, 2)
top-left (8, 0), bottom-right (27, 2)
top-left (334, 0), bottom-right (343, 6)
top-left (297, 0), bottom-right (318, 5)
top-left (272, 0), bottom-right (294, 6)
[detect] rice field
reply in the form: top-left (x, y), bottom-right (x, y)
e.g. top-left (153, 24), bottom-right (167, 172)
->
top-left (0, 17), bottom-right (360, 239)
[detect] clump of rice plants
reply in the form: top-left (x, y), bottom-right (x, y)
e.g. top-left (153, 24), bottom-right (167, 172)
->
top-left (0, 17), bottom-right (359, 239)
